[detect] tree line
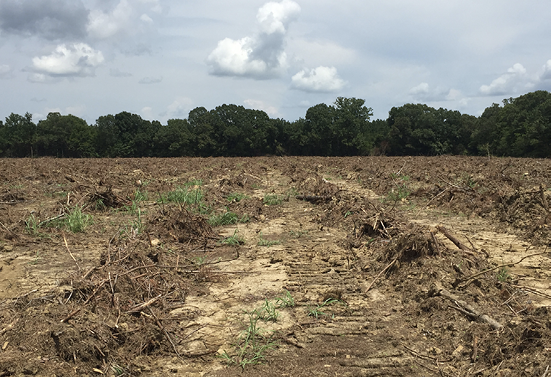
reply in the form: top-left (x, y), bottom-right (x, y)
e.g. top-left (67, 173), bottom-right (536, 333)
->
top-left (1, 91), bottom-right (550, 158)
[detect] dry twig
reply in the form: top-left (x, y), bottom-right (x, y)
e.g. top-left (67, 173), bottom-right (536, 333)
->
top-left (430, 282), bottom-right (503, 330)
top-left (364, 256), bottom-right (398, 293)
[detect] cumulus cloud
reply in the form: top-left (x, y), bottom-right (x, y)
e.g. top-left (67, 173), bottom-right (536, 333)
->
top-left (87, 0), bottom-right (134, 39)
top-left (244, 99), bottom-right (278, 116)
top-left (32, 43), bottom-right (104, 77)
top-left (165, 97), bottom-right (194, 118)
top-left (0, 64), bottom-right (14, 79)
top-left (409, 82), bottom-right (464, 103)
top-left (207, 0), bottom-right (300, 79)
top-left (0, 0), bottom-right (89, 40)
top-left (87, 0), bottom-right (158, 40)
top-left (141, 106), bottom-right (155, 120)
top-left (537, 59), bottom-right (551, 89)
top-left (409, 82), bottom-right (429, 96)
top-left (479, 63), bottom-right (530, 96)
top-left (291, 66), bottom-right (346, 92)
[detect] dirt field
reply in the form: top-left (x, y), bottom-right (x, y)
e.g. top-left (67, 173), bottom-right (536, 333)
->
top-left (1, 156), bottom-right (550, 376)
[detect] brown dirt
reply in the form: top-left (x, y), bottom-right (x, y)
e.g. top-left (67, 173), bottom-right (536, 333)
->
top-left (1, 156), bottom-right (550, 376)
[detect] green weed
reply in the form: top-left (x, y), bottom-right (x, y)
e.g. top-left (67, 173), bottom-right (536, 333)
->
top-left (25, 214), bottom-right (40, 235)
top-left (220, 307), bottom-right (277, 368)
top-left (159, 186), bottom-right (204, 205)
top-left (289, 230), bottom-right (308, 238)
top-left (65, 206), bottom-right (93, 233)
top-left (227, 192), bottom-right (248, 203)
top-left (192, 255), bottom-right (207, 266)
top-left (275, 290), bottom-right (295, 308)
top-left (307, 298), bottom-right (344, 319)
top-left (497, 266), bottom-right (511, 282)
top-left (263, 194), bottom-right (282, 206)
top-left (220, 230), bottom-right (245, 246)
top-left (385, 184), bottom-right (411, 203)
top-left (258, 299), bottom-right (279, 322)
top-left (184, 179), bottom-right (203, 186)
top-left (257, 233), bottom-right (280, 247)
top-left (208, 209), bottom-right (249, 227)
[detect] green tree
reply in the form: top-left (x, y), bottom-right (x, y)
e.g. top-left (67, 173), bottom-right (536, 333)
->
top-left (94, 112), bottom-right (157, 157)
top-left (1, 112), bottom-right (37, 157)
top-left (387, 104), bottom-right (463, 155)
top-left (495, 91), bottom-right (551, 157)
top-left (333, 97), bottom-right (373, 155)
top-left (154, 118), bottom-right (193, 157)
top-left (36, 113), bottom-right (96, 157)
top-left (188, 107), bottom-right (216, 157)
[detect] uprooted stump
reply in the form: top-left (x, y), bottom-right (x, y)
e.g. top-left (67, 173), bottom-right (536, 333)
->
top-left (88, 186), bottom-right (130, 210)
top-left (149, 207), bottom-right (215, 244)
top-left (383, 227), bottom-right (443, 264)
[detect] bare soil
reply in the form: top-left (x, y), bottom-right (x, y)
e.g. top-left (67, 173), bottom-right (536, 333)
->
top-left (1, 156), bottom-right (550, 376)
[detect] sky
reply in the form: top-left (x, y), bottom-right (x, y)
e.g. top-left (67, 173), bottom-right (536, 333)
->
top-left (1, 0), bottom-right (551, 125)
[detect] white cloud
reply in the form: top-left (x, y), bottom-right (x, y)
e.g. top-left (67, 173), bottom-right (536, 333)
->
top-left (446, 89), bottom-right (462, 101)
top-left (244, 99), bottom-right (278, 116)
top-left (256, 0), bottom-right (300, 34)
top-left (87, 0), bottom-right (134, 39)
top-left (166, 97), bottom-right (193, 118)
top-left (409, 82), bottom-right (465, 103)
top-left (538, 59), bottom-right (551, 88)
top-left (409, 82), bottom-right (429, 95)
top-left (207, 37), bottom-right (270, 78)
top-left (27, 73), bottom-right (49, 83)
top-left (140, 14), bottom-right (153, 23)
top-left (141, 106), bottom-right (154, 120)
top-left (291, 66), bottom-right (346, 92)
top-left (0, 64), bottom-right (14, 79)
top-left (207, 0), bottom-right (300, 79)
top-left (32, 43), bottom-right (104, 77)
top-left (479, 63), bottom-right (530, 96)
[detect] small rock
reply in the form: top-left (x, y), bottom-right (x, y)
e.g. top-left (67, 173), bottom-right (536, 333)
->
top-left (2, 245), bottom-right (13, 252)
top-left (452, 345), bottom-right (464, 358)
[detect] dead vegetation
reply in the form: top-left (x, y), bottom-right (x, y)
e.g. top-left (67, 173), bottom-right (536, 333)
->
top-left (1, 156), bottom-right (550, 376)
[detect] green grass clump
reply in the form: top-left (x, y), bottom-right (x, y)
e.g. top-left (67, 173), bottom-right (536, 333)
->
top-left (227, 192), bottom-right (248, 202)
top-left (385, 184), bottom-right (411, 203)
top-left (257, 233), bottom-right (280, 247)
top-left (275, 290), bottom-right (295, 308)
top-left (209, 209), bottom-right (249, 227)
top-left (184, 179), bottom-right (203, 186)
top-left (220, 230), bottom-right (245, 246)
top-left (159, 186), bottom-right (204, 205)
top-left (220, 306), bottom-right (277, 368)
top-left (497, 266), bottom-right (512, 282)
top-left (263, 194), bottom-right (282, 206)
top-left (65, 206), bottom-right (93, 233)
top-left (25, 214), bottom-right (40, 235)
top-left (307, 298), bottom-right (344, 319)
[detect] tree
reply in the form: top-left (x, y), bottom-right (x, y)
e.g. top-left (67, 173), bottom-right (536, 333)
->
top-left (154, 118), bottom-right (193, 157)
top-left (94, 112), bottom-right (156, 157)
top-left (36, 113), bottom-right (96, 157)
top-left (387, 104), bottom-right (463, 155)
top-left (1, 112), bottom-right (36, 157)
top-left (495, 91), bottom-right (551, 157)
top-left (188, 107), bottom-right (216, 157)
top-left (333, 97), bottom-right (373, 155)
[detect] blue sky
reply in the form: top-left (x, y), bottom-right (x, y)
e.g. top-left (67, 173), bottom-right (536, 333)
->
top-left (1, 0), bottom-right (551, 124)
